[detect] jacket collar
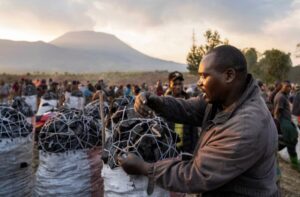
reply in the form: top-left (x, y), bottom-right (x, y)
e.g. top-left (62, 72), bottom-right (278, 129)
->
top-left (211, 74), bottom-right (259, 125)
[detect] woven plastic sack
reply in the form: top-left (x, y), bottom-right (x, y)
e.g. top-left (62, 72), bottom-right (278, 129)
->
top-left (67, 96), bottom-right (85, 110)
top-left (102, 164), bottom-right (169, 197)
top-left (22, 95), bottom-right (37, 112)
top-left (0, 135), bottom-right (33, 196)
top-left (34, 148), bottom-right (103, 196)
top-left (36, 99), bottom-right (58, 116)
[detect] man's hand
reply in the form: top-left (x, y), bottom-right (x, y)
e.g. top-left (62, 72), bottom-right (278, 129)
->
top-left (118, 153), bottom-right (151, 176)
top-left (134, 92), bottom-right (156, 117)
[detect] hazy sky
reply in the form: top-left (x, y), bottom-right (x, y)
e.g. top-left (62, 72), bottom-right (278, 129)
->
top-left (0, 0), bottom-right (299, 65)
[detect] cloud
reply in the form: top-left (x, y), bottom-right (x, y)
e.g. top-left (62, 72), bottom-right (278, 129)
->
top-left (89, 0), bottom-right (293, 33)
top-left (0, 0), bottom-right (299, 65)
top-left (0, 0), bottom-right (95, 38)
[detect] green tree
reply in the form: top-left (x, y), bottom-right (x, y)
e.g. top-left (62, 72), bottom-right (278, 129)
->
top-left (186, 31), bottom-right (203, 74)
top-left (186, 30), bottom-right (228, 74)
top-left (243, 48), bottom-right (260, 77)
top-left (258, 49), bottom-right (292, 83)
top-left (198, 30), bottom-right (228, 55)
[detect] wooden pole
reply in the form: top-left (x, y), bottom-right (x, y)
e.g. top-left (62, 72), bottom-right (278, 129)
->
top-left (99, 90), bottom-right (106, 147)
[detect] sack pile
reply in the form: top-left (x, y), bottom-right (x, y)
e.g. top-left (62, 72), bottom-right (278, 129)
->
top-left (0, 105), bottom-right (33, 196)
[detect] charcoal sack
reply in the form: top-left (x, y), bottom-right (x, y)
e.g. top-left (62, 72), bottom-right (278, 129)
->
top-left (0, 135), bottom-right (33, 197)
top-left (34, 148), bottom-right (103, 196)
top-left (102, 164), bottom-right (169, 197)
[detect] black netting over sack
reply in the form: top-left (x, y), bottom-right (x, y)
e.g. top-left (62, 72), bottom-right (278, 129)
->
top-left (103, 97), bottom-right (178, 168)
top-left (23, 84), bottom-right (37, 96)
top-left (11, 96), bottom-right (34, 117)
top-left (42, 91), bottom-right (58, 100)
top-left (84, 99), bottom-right (109, 120)
top-left (38, 108), bottom-right (102, 153)
top-left (0, 105), bottom-right (33, 138)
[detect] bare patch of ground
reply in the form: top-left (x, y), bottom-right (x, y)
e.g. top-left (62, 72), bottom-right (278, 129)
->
top-left (279, 157), bottom-right (300, 196)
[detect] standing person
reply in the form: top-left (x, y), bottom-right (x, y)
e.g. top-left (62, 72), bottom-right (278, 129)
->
top-left (292, 84), bottom-right (300, 127)
top-left (257, 80), bottom-right (268, 102)
top-left (11, 81), bottom-right (21, 98)
top-left (37, 79), bottom-right (48, 106)
top-left (165, 71), bottom-right (198, 154)
top-left (22, 79), bottom-right (38, 113)
top-left (84, 82), bottom-right (95, 104)
top-left (115, 85), bottom-right (124, 98)
top-left (0, 80), bottom-right (10, 104)
top-left (124, 84), bottom-right (133, 98)
top-left (274, 81), bottom-right (300, 171)
top-left (269, 81), bottom-right (282, 105)
top-left (155, 80), bottom-right (164, 96)
top-left (118, 45), bottom-right (279, 196)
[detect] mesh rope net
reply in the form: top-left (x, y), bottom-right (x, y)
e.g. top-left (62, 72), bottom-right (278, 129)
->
top-left (0, 105), bottom-right (32, 138)
top-left (103, 97), bottom-right (179, 168)
top-left (38, 108), bottom-right (102, 153)
top-left (84, 99), bottom-right (109, 120)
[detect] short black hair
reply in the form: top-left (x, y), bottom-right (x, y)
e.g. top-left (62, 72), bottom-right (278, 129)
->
top-left (168, 71), bottom-right (184, 82)
top-left (206, 45), bottom-right (247, 75)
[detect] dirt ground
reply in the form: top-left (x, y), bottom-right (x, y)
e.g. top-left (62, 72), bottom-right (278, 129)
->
top-left (279, 157), bottom-right (300, 196)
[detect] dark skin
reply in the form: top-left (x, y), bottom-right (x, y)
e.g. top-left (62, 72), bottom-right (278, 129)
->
top-left (170, 79), bottom-right (184, 98)
top-left (197, 53), bottom-right (246, 109)
top-left (121, 52), bottom-right (248, 176)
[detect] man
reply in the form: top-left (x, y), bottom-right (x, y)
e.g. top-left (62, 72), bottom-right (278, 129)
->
top-left (165, 71), bottom-right (189, 99)
top-left (292, 84), bottom-right (300, 126)
top-left (0, 80), bottom-right (10, 104)
top-left (257, 80), bottom-right (268, 102)
top-left (118, 45), bottom-right (278, 196)
top-left (274, 81), bottom-right (300, 171)
top-left (165, 71), bottom-right (198, 154)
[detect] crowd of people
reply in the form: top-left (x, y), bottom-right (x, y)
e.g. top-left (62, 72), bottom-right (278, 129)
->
top-left (0, 76), bottom-right (201, 111)
top-left (0, 45), bottom-right (300, 196)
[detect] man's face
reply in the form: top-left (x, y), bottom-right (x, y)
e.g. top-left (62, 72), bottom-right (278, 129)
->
top-left (197, 54), bottom-right (226, 103)
top-left (282, 83), bottom-right (291, 94)
top-left (170, 79), bottom-right (183, 96)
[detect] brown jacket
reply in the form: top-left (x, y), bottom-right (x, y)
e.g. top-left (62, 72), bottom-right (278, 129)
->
top-left (148, 75), bottom-right (278, 196)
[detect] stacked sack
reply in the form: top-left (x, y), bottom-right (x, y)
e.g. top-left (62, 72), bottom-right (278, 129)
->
top-left (37, 91), bottom-right (58, 116)
top-left (34, 108), bottom-right (104, 196)
top-left (0, 103), bottom-right (33, 196)
top-left (102, 97), bottom-right (178, 197)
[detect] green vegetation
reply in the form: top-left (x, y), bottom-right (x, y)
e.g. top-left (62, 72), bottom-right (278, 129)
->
top-left (186, 30), bottom-right (228, 75)
top-left (243, 48), bottom-right (293, 84)
top-left (288, 65), bottom-right (300, 83)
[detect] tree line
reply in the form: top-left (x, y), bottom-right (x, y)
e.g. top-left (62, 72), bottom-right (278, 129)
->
top-left (186, 30), bottom-right (295, 84)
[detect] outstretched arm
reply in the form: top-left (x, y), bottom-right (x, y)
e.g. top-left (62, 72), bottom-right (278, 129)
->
top-left (134, 92), bottom-right (206, 127)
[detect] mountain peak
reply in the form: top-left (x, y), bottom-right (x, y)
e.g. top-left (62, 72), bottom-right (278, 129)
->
top-left (50, 30), bottom-right (125, 51)
top-left (0, 31), bottom-right (186, 73)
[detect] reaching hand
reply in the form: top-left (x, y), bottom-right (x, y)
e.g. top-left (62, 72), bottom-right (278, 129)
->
top-left (118, 153), bottom-right (151, 176)
top-left (134, 92), bottom-right (156, 117)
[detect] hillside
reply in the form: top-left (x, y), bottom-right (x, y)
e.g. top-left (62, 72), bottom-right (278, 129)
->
top-left (0, 31), bottom-right (186, 73)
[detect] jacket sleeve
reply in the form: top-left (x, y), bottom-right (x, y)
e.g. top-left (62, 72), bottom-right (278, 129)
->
top-left (149, 96), bottom-right (206, 127)
top-left (150, 121), bottom-right (262, 193)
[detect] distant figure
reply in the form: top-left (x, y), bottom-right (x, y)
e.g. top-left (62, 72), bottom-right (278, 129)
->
top-left (0, 80), bottom-right (10, 104)
top-left (292, 84), bottom-right (300, 127)
top-left (115, 85), bottom-right (124, 98)
top-left (165, 71), bottom-right (198, 154)
top-left (155, 80), bottom-right (164, 96)
top-left (274, 80), bottom-right (300, 172)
